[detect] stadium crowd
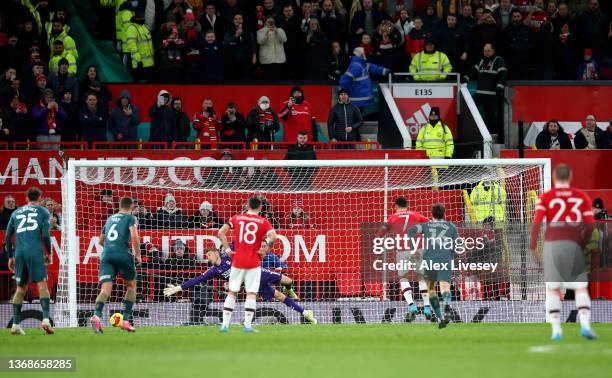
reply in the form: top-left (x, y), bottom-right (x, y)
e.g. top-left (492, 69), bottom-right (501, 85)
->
top-left (0, 0), bottom-right (610, 150)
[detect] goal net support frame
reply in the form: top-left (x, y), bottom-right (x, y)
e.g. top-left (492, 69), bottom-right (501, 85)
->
top-left (59, 158), bottom-right (552, 327)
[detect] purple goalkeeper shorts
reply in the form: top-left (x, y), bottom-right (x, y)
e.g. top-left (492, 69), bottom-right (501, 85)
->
top-left (259, 270), bottom-right (282, 300)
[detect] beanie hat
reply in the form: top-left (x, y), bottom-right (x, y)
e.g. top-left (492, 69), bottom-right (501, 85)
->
top-left (584, 48), bottom-right (593, 56)
top-left (430, 107), bottom-right (440, 117)
top-left (199, 201), bottom-right (213, 211)
top-left (338, 88), bottom-right (349, 97)
top-left (185, 8), bottom-right (196, 22)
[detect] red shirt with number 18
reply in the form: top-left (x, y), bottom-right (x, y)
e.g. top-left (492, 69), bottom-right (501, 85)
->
top-left (228, 213), bottom-right (273, 269)
top-left (529, 186), bottom-right (594, 250)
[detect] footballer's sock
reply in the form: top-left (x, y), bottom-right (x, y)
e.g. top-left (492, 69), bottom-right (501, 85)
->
top-left (546, 291), bottom-right (562, 335)
top-left (400, 280), bottom-right (414, 305)
top-left (419, 281), bottom-right (430, 307)
top-left (12, 290), bottom-right (25, 325)
top-left (222, 295), bottom-right (236, 328)
top-left (430, 296), bottom-right (443, 320)
top-left (244, 298), bottom-right (256, 328)
top-left (123, 289), bottom-right (136, 322)
top-left (575, 290), bottom-right (592, 330)
top-left (283, 297), bottom-right (304, 314)
top-left (39, 286), bottom-right (51, 319)
top-left (94, 292), bottom-right (109, 318)
top-left (442, 291), bottom-right (451, 307)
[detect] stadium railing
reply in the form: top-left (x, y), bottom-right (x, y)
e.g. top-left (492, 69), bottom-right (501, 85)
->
top-left (13, 141), bottom-right (87, 150)
top-left (92, 141), bottom-right (169, 150)
top-left (251, 141), bottom-right (326, 150)
top-left (328, 141), bottom-right (381, 150)
top-left (170, 141), bottom-right (247, 150)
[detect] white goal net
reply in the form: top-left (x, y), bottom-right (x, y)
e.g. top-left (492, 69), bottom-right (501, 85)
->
top-left (54, 158), bottom-right (552, 327)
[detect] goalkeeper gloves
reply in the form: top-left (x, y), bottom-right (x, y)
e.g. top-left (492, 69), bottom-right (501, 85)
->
top-left (163, 284), bottom-right (183, 297)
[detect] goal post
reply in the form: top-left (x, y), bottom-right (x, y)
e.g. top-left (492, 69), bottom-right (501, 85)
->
top-left (57, 158), bottom-right (552, 327)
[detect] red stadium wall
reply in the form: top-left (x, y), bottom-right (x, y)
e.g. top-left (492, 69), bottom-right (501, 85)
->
top-left (106, 84), bottom-right (334, 122)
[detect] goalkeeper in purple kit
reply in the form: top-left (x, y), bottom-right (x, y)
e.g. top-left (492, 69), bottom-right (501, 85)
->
top-left (163, 248), bottom-right (317, 324)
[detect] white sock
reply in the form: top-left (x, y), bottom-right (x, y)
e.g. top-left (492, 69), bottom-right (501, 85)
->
top-left (244, 298), bottom-right (256, 328)
top-left (399, 280), bottom-right (414, 305)
top-left (419, 281), bottom-right (430, 307)
top-left (546, 291), bottom-right (562, 335)
top-left (222, 295), bottom-right (236, 328)
top-left (575, 290), bottom-right (592, 330)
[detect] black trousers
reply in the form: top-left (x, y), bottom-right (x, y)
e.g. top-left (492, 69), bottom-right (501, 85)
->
top-left (475, 94), bottom-right (503, 143)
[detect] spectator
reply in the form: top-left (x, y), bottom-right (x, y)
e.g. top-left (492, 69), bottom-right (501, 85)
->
top-left (219, 102), bottom-right (248, 146)
top-left (534, 21), bottom-right (558, 79)
top-left (576, 0), bottom-right (608, 59)
top-left (0, 75), bottom-right (22, 108)
top-left (156, 193), bottom-right (188, 229)
top-left (59, 90), bottom-right (80, 142)
top-left (247, 96), bottom-right (280, 146)
top-left (220, 0), bottom-right (244, 28)
top-left (592, 198), bottom-right (609, 220)
top-left (193, 98), bottom-right (221, 146)
top-left (577, 48), bottom-right (600, 80)
top-left (48, 58), bottom-right (79, 101)
top-left (339, 47), bottom-right (390, 110)
top-left (373, 19), bottom-right (402, 71)
top-left (79, 93), bottom-right (107, 146)
top-left (303, 17), bottom-right (330, 79)
top-left (395, 8), bottom-right (415, 46)
top-left (552, 2), bottom-right (576, 34)
top-left (287, 199), bottom-right (313, 229)
top-left (200, 3), bottom-right (224, 40)
top-left (523, 0), bottom-right (550, 33)
top-left (320, 0), bottom-right (346, 46)
top-left (43, 198), bottom-right (61, 231)
top-left (493, 0), bottom-right (515, 30)
top-left (459, 4), bottom-right (477, 37)
top-left (605, 121), bottom-right (612, 149)
top-left (32, 89), bottom-right (66, 150)
top-left (409, 37), bottom-right (452, 81)
top-left (165, 239), bottom-right (197, 285)
top-left (279, 86), bottom-right (319, 143)
top-left (159, 23), bottom-right (185, 80)
top-left (276, 3), bottom-right (303, 78)
top-left (328, 41), bottom-right (350, 81)
top-left (555, 22), bottom-right (578, 76)
top-left (503, 10), bottom-right (533, 79)
top-left (80, 66), bottom-right (110, 105)
top-left (88, 189), bottom-right (115, 230)
top-left (149, 90), bottom-right (175, 147)
top-left (132, 200), bottom-right (156, 230)
top-left (189, 201), bottom-right (223, 229)
top-left (257, 16), bottom-right (287, 79)
top-left (327, 89), bottom-right (363, 147)
top-left (5, 95), bottom-right (29, 147)
top-left (165, 0), bottom-right (190, 24)
top-left (172, 97), bottom-right (191, 144)
top-left (0, 195), bottom-right (16, 230)
top-left (22, 61), bottom-right (45, 102)
top-left (464, 43), bottom-right (507, 141)
top-left (27, 74), bottom-right (49, 109)
top-left (574, 114), bottom-right (606, 149)
top-left (471, 9), bottom-right (502, 58)
top-left (248, 163), bottom-right (283, 191)
top-left (179, 9), bottom-right (202, 71)
top-left (404, 16), bottom-right (428, 59)
top-left (49, 40), bottom-right (77, 75)
top-left (108, 90), bottom-right (140, 142)
top-left (416, 107), bottom-right (454, 159)
top-left (0, 107), bottom-right (13, 147)
top-left (199, 30), bottom-right (224, 81)
top-left (284, 130), bottom-right (317, 190)
top-left (535, 120), bottom-right (573, 150)
top-left (350, 0), bottom-right (389, 49)
top-left (421, 4), bottom-right (443, 34)
top-left (359, 33), bottom-right (376, 59)
top-left (125, 11), bottom-right (155, 81)
top-left (469, 179), bottom-right (507, 223)
top-left (223, 13), bottom-right (256, 79)
top-left (438, 14), bottom-right (469, 75)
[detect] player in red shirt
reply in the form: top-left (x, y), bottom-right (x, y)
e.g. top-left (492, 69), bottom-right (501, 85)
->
top-left (217, 197), bottom-right (277, 333)
top-left (380, 197), bottom-right (430, 321)
top-left (530, 164), bottom-right (596, 340)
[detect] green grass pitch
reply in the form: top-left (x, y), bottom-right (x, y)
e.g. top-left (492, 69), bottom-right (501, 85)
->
top-left (2, 323), bottom-right (611, 378)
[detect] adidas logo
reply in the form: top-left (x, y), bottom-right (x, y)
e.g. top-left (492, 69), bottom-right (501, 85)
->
top-left (405, 103), bottom-right (432, 137)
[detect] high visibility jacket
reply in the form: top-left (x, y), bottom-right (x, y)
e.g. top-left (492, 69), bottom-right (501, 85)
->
top-left (101, 0), bottom-right (115, 6)
top-left (125, 23), bottom-right (154, 69)
top-left (49, 51), bottom-right (77, 74)
top-left (115, 0), bottom-right (128, 44)
top-left (48, 29), bottom-right (79, 61)
top-left (45, 20), bottom-right (70, 40)
top-left (409, 50), bottom-right (452, 81)
top-left (415, 121), bottom-right (454, 158)
top-left (469, 181), bottom-right (507, 223)
top-left (118, 8), bottom-right (134, 52)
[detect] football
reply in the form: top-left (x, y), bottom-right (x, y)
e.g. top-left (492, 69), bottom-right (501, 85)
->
top-left (109, 313), bottom-right (123, 327)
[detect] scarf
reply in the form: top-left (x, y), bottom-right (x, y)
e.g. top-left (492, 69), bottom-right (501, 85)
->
top-left (42, 100), bottom-right (56, 131)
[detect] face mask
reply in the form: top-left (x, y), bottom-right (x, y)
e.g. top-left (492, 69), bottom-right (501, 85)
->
top-left (293, 95), bottom-right (303, 104)
top-left (259, 102), bottom-right (269, 111)
top-left (228, 109), bottom-right (235, 115)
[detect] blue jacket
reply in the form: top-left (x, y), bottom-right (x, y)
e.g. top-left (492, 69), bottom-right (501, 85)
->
top-left (108, 90), bottom-right (141, 141)
top-left (339, 55), bottom-right (389, 107)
